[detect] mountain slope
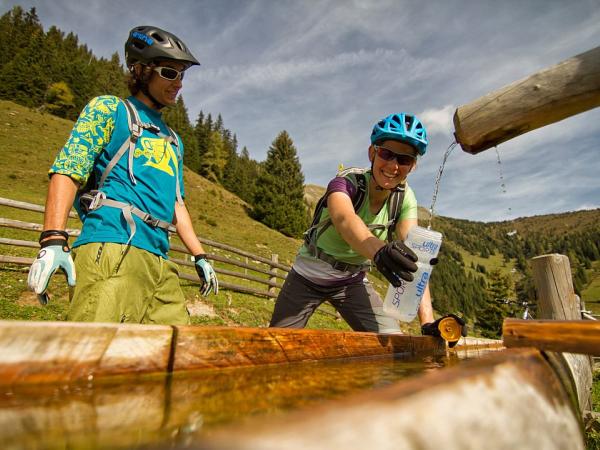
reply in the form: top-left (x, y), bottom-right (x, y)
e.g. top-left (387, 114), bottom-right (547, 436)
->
top-left (1, 100), bottom-right (598, 335)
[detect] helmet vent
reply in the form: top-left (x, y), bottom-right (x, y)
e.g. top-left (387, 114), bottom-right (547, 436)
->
top-left (151, 32), bottom-right (165, 42)
top-left (133, 41), bottom-right (145, 50)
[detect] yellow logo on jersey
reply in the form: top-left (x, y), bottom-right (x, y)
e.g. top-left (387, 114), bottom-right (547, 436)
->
top-left (136, 137), bottom-right (179, 177)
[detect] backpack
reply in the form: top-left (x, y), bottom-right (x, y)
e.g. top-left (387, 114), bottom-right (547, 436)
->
top-left (75, 98), bottom-right (183, 245)
top-left (303, 167), bottom-right (405, 273)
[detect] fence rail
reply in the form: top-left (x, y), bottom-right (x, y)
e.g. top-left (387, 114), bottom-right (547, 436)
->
top-left (0, 197), bottom-right (292, 299)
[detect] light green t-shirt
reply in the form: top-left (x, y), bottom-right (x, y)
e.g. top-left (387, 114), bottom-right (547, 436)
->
top-left (299, 171), bottom-right (418, 266)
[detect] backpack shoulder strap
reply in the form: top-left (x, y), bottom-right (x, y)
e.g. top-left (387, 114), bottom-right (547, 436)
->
top-left (303, 168), bottom-right (368, 251)
top-left (336, 167), bottom-right (369, 213)
top-left (167, 128), bottom-right (184, 205)
top-left (386, 184), bottom-right (406, 242)
top-left (123, 98), bottom-right (143, 185)
top-left (96, 98), bottom-right (138, 189)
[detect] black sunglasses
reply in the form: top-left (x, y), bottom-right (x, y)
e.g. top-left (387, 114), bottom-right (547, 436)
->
top-left (374, 145), bottom-right (415, 166)
top-left (153, 66), bottom-right (185, 81)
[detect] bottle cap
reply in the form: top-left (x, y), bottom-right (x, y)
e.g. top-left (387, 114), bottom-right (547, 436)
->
top-left (438, 316), bottom-right (462, 343)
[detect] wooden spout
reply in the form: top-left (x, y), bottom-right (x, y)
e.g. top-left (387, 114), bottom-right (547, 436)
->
top-left (454, 46), bottom-right (600, 154)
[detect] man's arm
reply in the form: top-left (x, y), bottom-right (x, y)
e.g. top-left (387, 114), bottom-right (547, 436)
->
top-left (27, 174), bottom-right (79, 303)
top-left (42, 174), bottom-right (79, 239)
top-left (174, 201), bottom-right (218, 296)
top-left (174, 201), bottom-right (205, 255)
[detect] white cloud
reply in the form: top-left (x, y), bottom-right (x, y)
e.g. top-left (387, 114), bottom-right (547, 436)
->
top-left (5, 0), bottom-right (599, 223)
top-left (419, 105), bottom-right (455, 136)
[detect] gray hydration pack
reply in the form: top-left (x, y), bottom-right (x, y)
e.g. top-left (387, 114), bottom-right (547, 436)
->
top-left (75, 98), bottom-right (183, 245)
top-left (303, 167), bottom-right (405, 273)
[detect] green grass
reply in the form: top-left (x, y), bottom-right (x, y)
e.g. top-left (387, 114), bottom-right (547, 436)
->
top-left (582, 261), bottom-right (600, 317)
top-left (587, 369), bottom-right (600, 449)
top-left (1, 99), bottom-right (599, 336)
top-left (0, 100), bottom-right (356, 331)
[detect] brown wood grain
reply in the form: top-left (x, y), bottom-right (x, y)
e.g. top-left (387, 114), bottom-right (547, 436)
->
top-left (172, 326), bottom-right (447, 372)
top-left (0, 322), bottom-right (452, 385)
top-left (454, 46), bottom-right (600, 154)
top-left (502, 318), bottom-right (600, 356)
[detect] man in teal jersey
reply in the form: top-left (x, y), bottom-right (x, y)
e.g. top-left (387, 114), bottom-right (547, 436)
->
top-left (27, 26), bottom-right (218, 324)
top-left (270, 113), bottom-right (437, 333)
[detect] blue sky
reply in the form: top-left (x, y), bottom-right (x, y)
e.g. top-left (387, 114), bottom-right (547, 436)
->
top-left (3, 0), bottom-right (599, 222)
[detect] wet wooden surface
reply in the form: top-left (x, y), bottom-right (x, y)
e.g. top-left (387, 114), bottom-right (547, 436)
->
top-left (173, 326), bottom-right (446, 371)
top-left (0, 321), bottom-right (455, 385)
top-left (0, 353), bottom-right (475, 449)
top-left (202, 348), bottom-right (584, 450)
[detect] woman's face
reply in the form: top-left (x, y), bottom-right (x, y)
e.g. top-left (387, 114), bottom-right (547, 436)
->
top-left (368, 140), bottom-right (417, 189)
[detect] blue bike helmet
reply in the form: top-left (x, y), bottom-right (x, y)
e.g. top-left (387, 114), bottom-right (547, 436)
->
top-left (370, 113), bottom-right (428, 156)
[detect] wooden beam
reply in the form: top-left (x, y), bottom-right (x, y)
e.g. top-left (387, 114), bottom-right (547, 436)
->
top-left (531, 254), bottom-right (580, 320)
top-left (454, 46), bottom-right (600, 154)
top-left (530, 253), bottom-right (593, 413)
top-left (503, 319), bottom-right (600, 356)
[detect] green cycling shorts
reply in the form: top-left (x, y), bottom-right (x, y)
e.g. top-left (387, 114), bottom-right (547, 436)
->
top-left (68, 242), bottom-right (190, 325)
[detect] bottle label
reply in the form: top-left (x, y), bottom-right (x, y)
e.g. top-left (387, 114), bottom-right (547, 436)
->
top-left (415, 271), bottom-right (430, 298)
top-left (409, 240), bottom-right (440, 255)
top-left (391, 282), bottom-right (406, 307)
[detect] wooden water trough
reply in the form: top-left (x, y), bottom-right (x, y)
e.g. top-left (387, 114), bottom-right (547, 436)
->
top-left (0, 255), bottom-right (596, 449)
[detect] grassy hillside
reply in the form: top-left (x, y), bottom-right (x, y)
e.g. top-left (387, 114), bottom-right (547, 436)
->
top-left (0, 100), bottom-right (382, 332)
top-left (1, 100), bottom-right (598, 333)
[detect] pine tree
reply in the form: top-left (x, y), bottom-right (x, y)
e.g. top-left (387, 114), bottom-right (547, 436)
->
top-left (200, 130), bottom-right (225, 182)
top-left (44, 81), bottom-right (75, 117)
top-left (252, 131), bottom-right (308, 237)
top-left (475, 269), bottom-right (513, 338)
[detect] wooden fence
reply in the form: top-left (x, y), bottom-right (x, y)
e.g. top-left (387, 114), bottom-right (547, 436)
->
top-left (0, 197), bottom-right (292, 299)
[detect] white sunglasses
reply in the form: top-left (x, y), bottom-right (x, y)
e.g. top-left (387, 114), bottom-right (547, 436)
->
top-left (153, 66), bottom-right (185, 81)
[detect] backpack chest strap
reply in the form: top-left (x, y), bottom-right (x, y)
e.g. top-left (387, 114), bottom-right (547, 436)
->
top-left (80, 191), bottom-right (176, 246)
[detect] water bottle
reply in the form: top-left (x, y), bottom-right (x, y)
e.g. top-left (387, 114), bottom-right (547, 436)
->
top-left (383, 226), bottom-right (443, 322)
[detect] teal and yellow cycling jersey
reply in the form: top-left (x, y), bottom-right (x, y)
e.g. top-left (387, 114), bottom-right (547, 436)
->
top-left (50, 95), bottom-right (185, 258)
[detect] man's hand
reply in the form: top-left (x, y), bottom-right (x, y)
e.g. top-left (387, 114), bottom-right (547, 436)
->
top-left (421, 314), bottom-right (468, 347)
top-left (194, 254), bottom-right (219, 296)
top-left (373, 240), bottom-right (418, 287)
top-left (27, 239), bottom-right (76, 305)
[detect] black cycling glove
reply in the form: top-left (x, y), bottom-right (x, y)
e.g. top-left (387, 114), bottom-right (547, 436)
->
top-left (373, 240), bottom-right (418, 287)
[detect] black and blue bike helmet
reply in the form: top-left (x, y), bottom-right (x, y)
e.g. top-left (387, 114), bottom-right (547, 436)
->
top-left (125, 26), bottom-right (200, 68)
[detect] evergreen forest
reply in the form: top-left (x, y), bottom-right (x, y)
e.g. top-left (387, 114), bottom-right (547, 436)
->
top-left (0, 6), bottom-right (307, 238)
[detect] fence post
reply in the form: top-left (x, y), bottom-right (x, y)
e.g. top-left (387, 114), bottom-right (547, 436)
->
top-left (269, 254), bottom-right (278, 298)
top-left (530, 253), bottom-right (593, 413)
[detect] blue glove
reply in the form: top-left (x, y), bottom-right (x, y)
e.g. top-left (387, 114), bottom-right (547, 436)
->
top-left (27, 239), bottom-right (76, 305)
top-left (194, 254), bottom-right (219, 296)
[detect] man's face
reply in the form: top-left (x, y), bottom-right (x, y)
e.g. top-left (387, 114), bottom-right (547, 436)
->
top-left (147, 60), bottom-right (187, 106)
